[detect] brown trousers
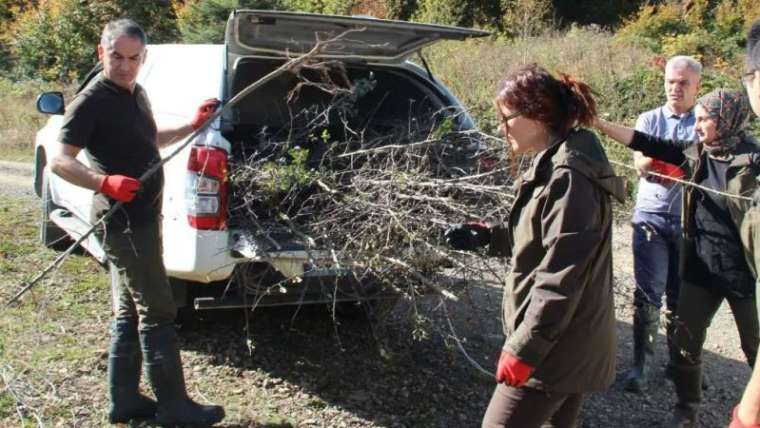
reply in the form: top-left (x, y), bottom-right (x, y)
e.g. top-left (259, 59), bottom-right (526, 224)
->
top-left (482, 383), bottom-right (584, 428)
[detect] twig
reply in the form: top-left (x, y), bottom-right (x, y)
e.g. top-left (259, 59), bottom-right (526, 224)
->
top-left (5, 29), bottom-right (362, 307)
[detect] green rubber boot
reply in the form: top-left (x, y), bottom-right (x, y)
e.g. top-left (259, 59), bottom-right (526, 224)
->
top-left (141, 325), bottom-right (225, 427)
top-left (108, 319), bottom-right (157, 424)
top-left (624, 303), bottom-right (660, 393)
top-left (667, 364), bottom-right (702, 428)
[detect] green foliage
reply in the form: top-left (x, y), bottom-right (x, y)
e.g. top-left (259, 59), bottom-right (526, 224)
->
top-left (260, 147), bottom-right (320, 196)
top-left (9, 0), bottom-right (179, 82)
top-left (551, 0), bottom-right (650, 27)
top-left (617, 0), bottom-right (760, 70)
top-left (382, 0), bottom-right (418, 20)
top-left (600, 67), bottom-right (663, 124)
top-left (277, 0), bottom-right (353, 14)
top-left (413, 0), bottom-right (502, 28)
top-left (175, 0), bottom-right (282, 44)
top-left (616, 3), bottom-right (687, 53)
top-left (501, 0), bottom-right (554, 38)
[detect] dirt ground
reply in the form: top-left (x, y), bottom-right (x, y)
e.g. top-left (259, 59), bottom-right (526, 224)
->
top-left (0, 164), bottom-right (753, 427)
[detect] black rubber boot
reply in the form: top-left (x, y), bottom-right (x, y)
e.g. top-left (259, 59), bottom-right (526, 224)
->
top-left (624, 303), bottom-right (660, 392)
top-left (141, 325), bottom-right (225, 427)
top-left (108, 319), bottom-right (157, 424)
top-left (667, 364), bottom-right (702, 428)
top-left (665, 314), bottom-right (709, 391)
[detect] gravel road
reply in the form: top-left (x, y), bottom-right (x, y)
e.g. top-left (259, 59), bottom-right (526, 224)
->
top-left (0, 160), bottom-right (35, 199)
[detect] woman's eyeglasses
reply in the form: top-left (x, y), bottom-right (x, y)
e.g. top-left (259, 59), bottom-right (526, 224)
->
top-left (741, 71), bottom-right (756, 88)
top-left (497, 110), bottom-right (522, 127)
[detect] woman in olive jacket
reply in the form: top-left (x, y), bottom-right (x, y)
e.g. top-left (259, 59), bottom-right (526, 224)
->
top-left (448, 64), bottom-right (625, 427)
top-left (596, 88), bottom-right (760, 427)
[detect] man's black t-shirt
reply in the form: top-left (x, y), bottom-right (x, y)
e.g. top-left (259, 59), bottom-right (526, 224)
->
top-left (58, 74), bottom-right (164, 227)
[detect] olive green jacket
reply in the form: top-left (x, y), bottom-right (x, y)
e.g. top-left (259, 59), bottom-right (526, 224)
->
top-left (492, 129), bottom-right (625, 393)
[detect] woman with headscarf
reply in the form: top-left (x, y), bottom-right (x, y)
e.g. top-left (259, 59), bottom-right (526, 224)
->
top-left (595, 88), bottom-right (760, 428)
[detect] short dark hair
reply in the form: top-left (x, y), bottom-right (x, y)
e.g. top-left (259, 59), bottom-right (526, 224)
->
top-left (495, 64), bottom-right (597, 135)
top-left (748, 19), bottom-right (760, 71)
top-left (101, 18), bottom-right (146, 49)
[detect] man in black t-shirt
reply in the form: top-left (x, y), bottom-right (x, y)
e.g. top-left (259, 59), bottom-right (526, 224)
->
top-left (50, 18), bottom-right (224, 426)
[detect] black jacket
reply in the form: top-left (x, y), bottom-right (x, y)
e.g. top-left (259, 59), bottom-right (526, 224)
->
top-left (630, 130), bottom-right (760, 298)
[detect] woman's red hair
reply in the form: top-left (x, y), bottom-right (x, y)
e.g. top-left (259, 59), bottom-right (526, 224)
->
top-left (495, 64), bottom-right (597, 135)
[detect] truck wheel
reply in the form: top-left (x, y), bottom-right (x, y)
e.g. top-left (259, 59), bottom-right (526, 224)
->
top-left (40, 167), bottom-right (70, 250)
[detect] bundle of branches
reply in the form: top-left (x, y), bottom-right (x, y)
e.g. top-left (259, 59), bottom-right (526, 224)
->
top-left (227, 61), bottom-right (518, 301)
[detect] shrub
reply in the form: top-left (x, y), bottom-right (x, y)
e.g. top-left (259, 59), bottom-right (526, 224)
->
top-left (617, 0), bottom-right (760, 69)
top-left (174, 0), bottom-right (282, 44)
top-left (501, 0), bottom-right (554, 39)
top-left (551, 0), bottom-right (650, 27)
top-left (616, 3), bottom-right (687, 53)
top-left (413, 0), bottom-right (502, 28)
top-left (10, 0), bottom-right (179, 82)
top-left (174, 0), bottom-right (413, 44)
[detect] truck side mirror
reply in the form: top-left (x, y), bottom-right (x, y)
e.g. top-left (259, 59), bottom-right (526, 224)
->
top-left (36, 92), bottom-right (65, 115)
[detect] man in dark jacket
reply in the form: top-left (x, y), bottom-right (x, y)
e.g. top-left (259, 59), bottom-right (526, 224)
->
top-left (50, 19), bottom-right (224, 426)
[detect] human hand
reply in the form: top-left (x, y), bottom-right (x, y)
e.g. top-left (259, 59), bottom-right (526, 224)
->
top-left (752, 187), bottom-right (760, 207)
top-left (634, 154), bottom-right (654, 178)
top-left (99, 175), bottom-right (140, 202)
top-left (444, 222), bottom-right (490, 251)
top-left (495, 351), bottom-right (534, 387)
top-left (729, 405), bottom-right (760, 428)
top-left (190, 98), bottom-right (222, 130)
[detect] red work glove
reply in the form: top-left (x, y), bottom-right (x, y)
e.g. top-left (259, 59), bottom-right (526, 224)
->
top-left (99, 175), bottom-right (140, 202)
top-left (496, 351), bottom-right (534, 387)
top-left (190, 98), bottom-right (222, 130)
top-left (730, 405), bottom-right (760, 428)
top-left (651, 159), bottom-right (685, 182)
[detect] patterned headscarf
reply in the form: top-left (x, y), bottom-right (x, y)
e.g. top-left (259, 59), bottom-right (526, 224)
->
top-left (697, 88), bottom-right (752, 155)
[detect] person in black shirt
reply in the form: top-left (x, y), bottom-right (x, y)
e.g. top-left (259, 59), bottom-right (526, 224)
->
top-left (595, 89), bottom-right (760, 427)
top-left (50, 19), bottom-right (224, 426)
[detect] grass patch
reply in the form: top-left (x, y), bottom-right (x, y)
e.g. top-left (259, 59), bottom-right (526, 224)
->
top-left (0, 192), bottom-right (110, 426)
top-left (0, 392), bottom-right (15, 419)
top-left (0, 197), bottom-right (45, 275)
top-left (0, 78), bottom-right (73, 162)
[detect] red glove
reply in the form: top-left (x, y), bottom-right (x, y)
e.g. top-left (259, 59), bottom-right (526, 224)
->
top-left (651, 159), bottom-right (685, 182)
top-left (730, 405), bottom-right (760, 428)
top-left (190, 98), bottom-right (221, 130)
top-left (496, 351), bottom-right (534, 387)
top-left (99, 175), bottom-right (140, 202)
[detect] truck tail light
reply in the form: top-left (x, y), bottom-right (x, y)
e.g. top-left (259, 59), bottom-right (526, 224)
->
top-left (186, 146), bottom-right (228, 230)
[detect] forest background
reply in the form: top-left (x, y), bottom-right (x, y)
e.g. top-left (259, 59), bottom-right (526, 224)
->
top-left (2, 0), bottom-right (760, 191)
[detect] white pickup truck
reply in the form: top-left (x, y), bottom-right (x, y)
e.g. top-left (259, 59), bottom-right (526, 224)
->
top-left (34, 10), bottom-right (487, 312)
